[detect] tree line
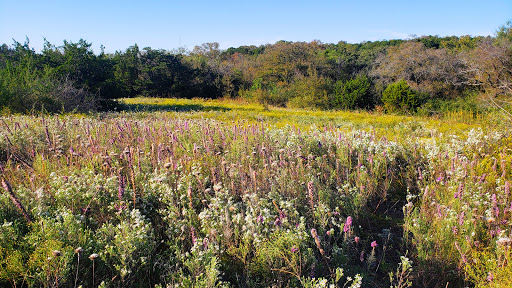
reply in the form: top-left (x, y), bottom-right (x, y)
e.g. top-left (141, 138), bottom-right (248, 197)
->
top-left (1, 21), bottom-right (511, 114)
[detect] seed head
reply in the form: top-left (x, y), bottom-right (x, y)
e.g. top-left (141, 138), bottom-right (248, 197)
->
top-left (486, 217), bottom-right (496, 224)
top-left (52, 250), bottom-right (62, 257)
top-left (1, 178), bottom-right (32, 222)
top-left (497, 237), bottom-right (512, 247)
top-left (307, 181), bottom-right (314, 209)
top-left (311, 228), bottom-right (325, 256)
top-left (88, 253), bottom-right (99, 260)
top-left (190, 227), bottom-right (197, 245)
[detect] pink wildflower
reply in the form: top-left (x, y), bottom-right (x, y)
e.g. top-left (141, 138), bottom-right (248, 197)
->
top-left (307, 181), bottom-right (314, 209)
top-left (343, 216), bottom-right (352, 233)
top-left (487, 272), bottom-right (493, 282)
top-left (459, 211), bottom-right (465, 226)
top-left (190, 227), bottom-right (197, 245)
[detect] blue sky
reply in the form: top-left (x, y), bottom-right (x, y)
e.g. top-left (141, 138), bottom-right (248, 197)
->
top-left (1, 0), bottom-right (510, 53)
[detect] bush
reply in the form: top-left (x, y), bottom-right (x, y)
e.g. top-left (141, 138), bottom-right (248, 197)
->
top-left (381, 80), bottom-right (419, 112)
top-left (245, 78), bottom-right (289, 108)
top-left (0, 61), bottom-right (98, 113)
top-left (332, 75), bottom-right (373, 110)
top-left (287, 77), bottom-right (330, 109)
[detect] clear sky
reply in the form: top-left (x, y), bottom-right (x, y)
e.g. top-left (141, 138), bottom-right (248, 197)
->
top-left (1, 0), bottom-right (511, 53)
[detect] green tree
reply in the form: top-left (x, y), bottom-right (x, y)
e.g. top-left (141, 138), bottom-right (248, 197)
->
top-left (113, 44), bottom-right (142, 97)
top-left (496, 20), bottom-right (512, 42)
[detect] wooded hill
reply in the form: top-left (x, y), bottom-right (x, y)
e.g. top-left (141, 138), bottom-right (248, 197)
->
top-left (1, 22), bottom-right (511, 114)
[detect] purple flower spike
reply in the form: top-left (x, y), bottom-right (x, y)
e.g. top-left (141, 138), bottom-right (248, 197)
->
top-left (343, 216), bottom-right (352, 233)
top-left (1, 179), bottom-right (32, 223)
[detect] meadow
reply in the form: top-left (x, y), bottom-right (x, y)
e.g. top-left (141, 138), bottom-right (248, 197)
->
top-left (0, 98), bottom-right (511, 287)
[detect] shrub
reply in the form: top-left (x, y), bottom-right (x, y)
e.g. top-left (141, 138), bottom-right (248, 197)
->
top-left (0, 61), bottom-right (98, 113)
top-left (333, 75), bottom-right (373, 110)
top-left (246, 78), bottom-right (288, 107)
top-left (95, 209), bottom-right (155, 286)
top-left (381, 80), bottom-right (419, 112)
top-left (287, 77), bottom-right (330, 109)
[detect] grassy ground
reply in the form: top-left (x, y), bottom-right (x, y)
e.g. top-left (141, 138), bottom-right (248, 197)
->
top-left (119, 97), bottom-right (493, 134)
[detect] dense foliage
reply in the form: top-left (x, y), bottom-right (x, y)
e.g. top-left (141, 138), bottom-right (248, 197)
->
top-left (381, 80), bottom-right (419, 112)
top-left (1, 22), bottom-right (511, 114)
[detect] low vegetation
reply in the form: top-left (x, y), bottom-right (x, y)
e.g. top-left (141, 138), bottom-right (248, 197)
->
top-left (0, 98), bottom-right (510, 287)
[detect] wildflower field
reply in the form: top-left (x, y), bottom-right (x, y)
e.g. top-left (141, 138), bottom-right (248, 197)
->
top-left (0, 98), bottom-right (511, 287)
